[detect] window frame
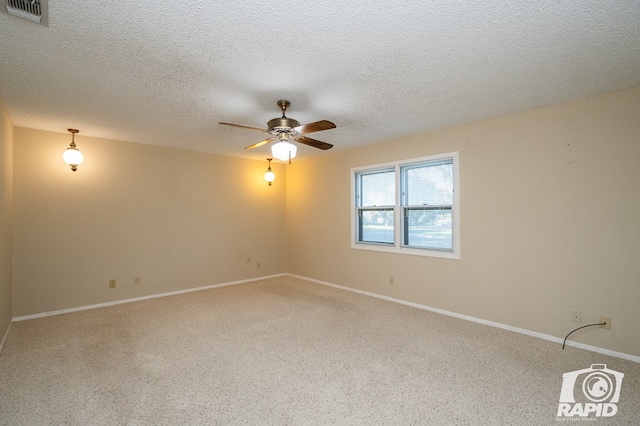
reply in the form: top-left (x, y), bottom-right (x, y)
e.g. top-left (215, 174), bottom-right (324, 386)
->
top-left (354, 167), bottom-right (396, 246)
top-left (351, 152), bottom-right (460, 259)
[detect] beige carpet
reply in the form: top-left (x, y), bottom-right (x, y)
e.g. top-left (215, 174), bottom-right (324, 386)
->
top-left (1, 276), bottom-right (638, 425)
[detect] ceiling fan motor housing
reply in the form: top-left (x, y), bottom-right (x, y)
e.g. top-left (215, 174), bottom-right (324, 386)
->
top-left (267, 117), bottom-right (300, 133)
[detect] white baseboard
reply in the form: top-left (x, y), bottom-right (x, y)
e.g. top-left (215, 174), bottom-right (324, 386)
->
top-left (0, 321), bottom-right (11, 355)
top-left (288, 273), bottom-right (640, 364)
top-left (12, 273), bottom-right (286, 322)
top-left (9, 272), bottom-right (639, 364)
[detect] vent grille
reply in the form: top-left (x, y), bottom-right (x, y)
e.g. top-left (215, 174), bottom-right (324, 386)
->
top-left (2, 0), bottom-right (48, 26)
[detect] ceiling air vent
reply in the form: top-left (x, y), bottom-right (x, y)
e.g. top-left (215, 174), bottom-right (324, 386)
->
top-left (2, 0), bottom-right (48, 26)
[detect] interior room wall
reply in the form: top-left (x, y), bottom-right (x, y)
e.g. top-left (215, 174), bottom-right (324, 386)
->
top-left (0, 96), bottom-right (13, 340)
top-left (12, 128), bottom-right (287, 317)
top-left (286, 86), bottom-right (640, 357)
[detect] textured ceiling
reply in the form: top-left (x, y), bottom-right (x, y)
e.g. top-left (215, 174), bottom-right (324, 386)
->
top-left (1, 1), bottom-right (639, 161)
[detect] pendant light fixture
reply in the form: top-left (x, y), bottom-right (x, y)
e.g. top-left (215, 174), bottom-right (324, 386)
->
top-left (264, 158), bottom-right (275, 186)
top-left (62, 128), bottom-right (84, 171)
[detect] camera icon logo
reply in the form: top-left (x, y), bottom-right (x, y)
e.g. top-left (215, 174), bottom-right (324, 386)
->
top-left (581, 370), bottom-right (614, 402)
top-left (557, 364), bottom-right (624, 418)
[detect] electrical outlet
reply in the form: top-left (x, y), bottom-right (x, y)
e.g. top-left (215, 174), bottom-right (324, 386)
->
top-left (600, 316), bottom-right (611, 330)
top-left (134, 276), bottom-right (141, 285)
top-left (109, 279), bottom-right (116, 289)
top-left (571, 310), bottom-right (582, 323)
top-left (389, 276), bottom-right (394, 285)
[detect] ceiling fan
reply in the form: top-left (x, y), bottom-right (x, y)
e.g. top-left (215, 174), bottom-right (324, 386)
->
top-left (219, 100), bottom-right (336, 162)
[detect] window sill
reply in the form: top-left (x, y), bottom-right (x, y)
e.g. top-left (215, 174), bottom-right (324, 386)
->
top-left (351, 242), bottom-right (460, 260)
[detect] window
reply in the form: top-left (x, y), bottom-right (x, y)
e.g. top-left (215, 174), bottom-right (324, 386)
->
top-left (356, 168), bottom-right (395, 245)
top-left (352, 152), bottom-right (459, 259)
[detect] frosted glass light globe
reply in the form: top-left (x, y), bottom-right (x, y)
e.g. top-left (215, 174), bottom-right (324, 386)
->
top-left (63, 147), bottom-right (84, 168)
top-left (264, 169), bottom-right (275, 184)
top-left (271, 141), bottom-right (297, 161)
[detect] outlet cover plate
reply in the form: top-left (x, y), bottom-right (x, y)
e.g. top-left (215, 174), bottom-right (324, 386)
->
top-left (571, 310), bottom-right (582, 323)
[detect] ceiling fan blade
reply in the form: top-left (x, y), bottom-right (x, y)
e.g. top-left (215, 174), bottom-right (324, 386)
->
top-left (219, 122), bottom-right (267, 132)
top-left (293, 120), bottom-right (336, 134)
top-left (292, 135), bottom-right (333, 150)
top-left (245, 137), bottom-right (275, 150)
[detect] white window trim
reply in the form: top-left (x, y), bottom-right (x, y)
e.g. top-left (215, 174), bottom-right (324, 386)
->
top-left (351, 152), bottom-right (460, 260)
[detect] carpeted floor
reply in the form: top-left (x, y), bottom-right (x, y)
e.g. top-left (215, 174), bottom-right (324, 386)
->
top-left (1, 276), bottom-right (638, 425)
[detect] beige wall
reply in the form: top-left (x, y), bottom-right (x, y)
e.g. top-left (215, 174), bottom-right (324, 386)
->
top-left (12, 128), bottom-right (287, 316)
top-left (0, 96), bottom-right (13, 338)
top-left (286, 86), bottom-right (640, 357)
top-left (7, 87), bottom-right (640, 357)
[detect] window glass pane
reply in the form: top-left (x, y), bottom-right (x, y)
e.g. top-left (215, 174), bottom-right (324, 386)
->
top-left (404, 208), bottom-right (452, 250)
top-left (359, 209), bottom-right (394, 244)
top-left (404, 161), bottom-right (453, 206)
top-left (359, 170), bottom-right (395, 207)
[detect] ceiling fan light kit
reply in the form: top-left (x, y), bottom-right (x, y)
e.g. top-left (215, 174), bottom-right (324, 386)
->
top-left (271, 134), bottom-right (297, 162)
top-left (219, 100), bottom-right (336, 163)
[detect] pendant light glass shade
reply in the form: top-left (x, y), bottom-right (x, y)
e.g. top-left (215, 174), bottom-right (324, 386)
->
top-left (63, 147), bottom-right (83, 165)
